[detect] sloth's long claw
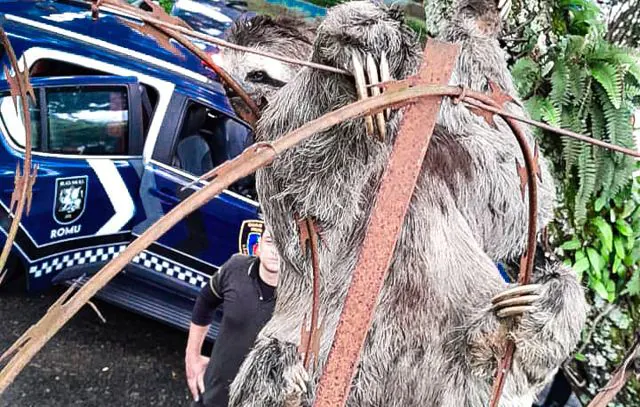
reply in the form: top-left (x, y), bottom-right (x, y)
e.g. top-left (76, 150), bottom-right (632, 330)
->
top-left (379, 51), bottom-right (391, 120)
top-left (366, 53), bottom-right (386, 141)
top-left (491, 284), bottom-right (541, 305)
top-left (492, 294), bottom-right (540, 310)
top-left (352, 53), bottom-right (375, 138)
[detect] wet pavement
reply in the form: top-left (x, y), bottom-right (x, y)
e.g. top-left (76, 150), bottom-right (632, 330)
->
top-left (0, 282), bottom-right (207, 407)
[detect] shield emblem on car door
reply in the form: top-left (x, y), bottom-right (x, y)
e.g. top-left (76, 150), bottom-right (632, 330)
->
top-left (53, 176), bottom-right (88, 225)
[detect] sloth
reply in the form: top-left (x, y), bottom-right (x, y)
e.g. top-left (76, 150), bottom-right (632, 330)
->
top-left (216, 14), bottom-right (318, 111)
top-left (227, 1), bottom-right (588, 406)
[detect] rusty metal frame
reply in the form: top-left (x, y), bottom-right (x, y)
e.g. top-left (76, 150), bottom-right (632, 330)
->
top-left (0, 8), bottom-right (639, 403)
top-left (0, 74), bottom-right (513, 393)
top-left (0, 27), bottom-right (38, 284)
top-left (0, 79), bottom-right (638, 401)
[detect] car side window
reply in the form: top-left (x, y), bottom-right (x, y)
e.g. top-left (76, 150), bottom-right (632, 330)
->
top-left (45, 86), bottom-right (129, 155)
top-left (171, 101), bottom-right (256, 199)
top-left (0, 85), bottom-right (132, 156)
top-left (30, 59), bottom-right (159, 142)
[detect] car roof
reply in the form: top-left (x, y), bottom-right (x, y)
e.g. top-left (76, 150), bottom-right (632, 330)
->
top-left (0, 0), bottom-right (241, 120)
top-left (171, 0), bottom-right (252, 38)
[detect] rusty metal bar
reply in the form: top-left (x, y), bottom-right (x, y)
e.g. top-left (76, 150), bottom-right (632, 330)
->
top-left (312, 39), bottom-right (460, 407)
top-left (297, 217), bottom-right (323, 370)
top-left (485, 96), bottom-right (539, 407)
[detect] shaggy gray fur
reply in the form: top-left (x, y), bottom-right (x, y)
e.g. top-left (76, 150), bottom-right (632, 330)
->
top-left (219, 15), bottom-right (317, 109)
top-left (228, 1), bottom-right (588, 406)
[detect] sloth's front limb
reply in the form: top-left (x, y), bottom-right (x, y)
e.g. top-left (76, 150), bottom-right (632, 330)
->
top-left (509, 262), bottom-right (588, 389)
top-left (228, 336), bottom-right (312, 407)
top-left (463, 262), bottom-right (587, 395)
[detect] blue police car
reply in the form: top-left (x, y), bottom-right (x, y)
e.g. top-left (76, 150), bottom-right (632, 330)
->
top-left (0, 0), bottom-right (262, 339)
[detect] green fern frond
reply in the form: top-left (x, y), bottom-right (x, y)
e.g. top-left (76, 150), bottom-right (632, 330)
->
top-left (568, 68), bottom-right (589, 106)
top-left (563, 137), bottom-right (583, 172)
top-left (597, 86), bottom-right (618, 146)
top-left (575, 146), bottom-right (597, 225)
top-left (524, 96), bottom-right (546, 121)
top-left (577, 79), bottom-right (593, 118)
top-left (589, 100), bottom-right (606, 140)
top-left (591, 62), bottom-right (623, 109)
top-left (551, 59), bottom-right (569, 108)
top-left (565, 34), bottom-right (587, 59)
top-left (593, 143), bottom-right (608, 196)
top-left (599, 156), bottom-right (615, 197)
top-left (609, 155), bottom-right (635, 197)
top-left (541, 99), bottom-right (562, 127)
top-left (611, 50), bottom-right (640, 85)
top-left (625, 84), bottom-right (640, 100)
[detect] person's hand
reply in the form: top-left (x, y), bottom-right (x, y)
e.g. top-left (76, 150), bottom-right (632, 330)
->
top-left (185, 353), bottom-right (210, 401)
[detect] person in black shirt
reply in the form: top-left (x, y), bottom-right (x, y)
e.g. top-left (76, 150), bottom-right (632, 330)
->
top-left (185, 226), bottom-right (280, 407)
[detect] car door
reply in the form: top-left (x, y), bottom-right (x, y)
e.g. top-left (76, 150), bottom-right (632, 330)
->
top-left (0, 75), bottom-right (145, 292)
top-left (132, 92), bottom-right (261, 298)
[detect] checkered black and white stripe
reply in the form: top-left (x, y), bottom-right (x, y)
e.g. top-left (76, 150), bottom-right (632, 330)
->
top-left (28, 245), bottom-right (127, 279)
top-left (28, 246), bottom-right (209, 288)
top-left (131, 251), bottom-right (208, 288)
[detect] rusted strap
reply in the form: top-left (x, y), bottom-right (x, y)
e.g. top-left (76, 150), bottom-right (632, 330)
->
top-left (312, 39), bottom-right (461, 407)
top-left (297, 216), bottom-right (323, 370)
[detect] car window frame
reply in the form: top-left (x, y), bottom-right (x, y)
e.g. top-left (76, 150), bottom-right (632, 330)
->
top-left (150, 93), bottom-right (259, 206)
top-left (0, 77), bottom-right (144, 160)
top-left (152, 94), bottom-right (254, 168)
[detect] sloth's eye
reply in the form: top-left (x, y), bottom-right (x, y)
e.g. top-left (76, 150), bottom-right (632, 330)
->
top-left (246, 70), bottom-right (268, 82)
top-left (245, 70), bottom-right (287, 88)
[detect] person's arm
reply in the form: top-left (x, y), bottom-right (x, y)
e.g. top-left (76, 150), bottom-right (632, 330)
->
top-left (185, 270), bottom-right (225, 401)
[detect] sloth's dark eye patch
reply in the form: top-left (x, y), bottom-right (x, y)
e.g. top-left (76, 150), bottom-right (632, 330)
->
top-left (245, 70), bottom-right (287, 88)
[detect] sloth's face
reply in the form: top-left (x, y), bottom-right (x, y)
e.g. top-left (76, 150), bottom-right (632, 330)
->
top-left (215, 50), bottom-right (297, 111)
top-left (215, 15), bottom-right (316, 112)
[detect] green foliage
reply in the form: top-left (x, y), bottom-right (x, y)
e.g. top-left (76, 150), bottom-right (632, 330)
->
top-left (558, 175), bottom-right (640, 302)
top-left (553, 0), bottom-right (604, 36)
top-left (513, 8), bottom-right (640, 227)
top-left (511, 0), bottom-right (640, 308)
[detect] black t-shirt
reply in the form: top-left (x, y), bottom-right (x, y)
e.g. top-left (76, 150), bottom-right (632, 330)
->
top-left (191, 254), bottom-right (276, 407)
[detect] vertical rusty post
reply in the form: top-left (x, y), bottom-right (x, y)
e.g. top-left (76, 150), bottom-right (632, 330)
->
top-left (312, 40), bottom-right (461, 407)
